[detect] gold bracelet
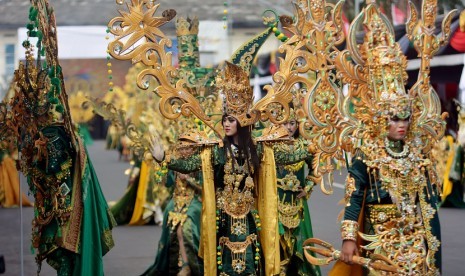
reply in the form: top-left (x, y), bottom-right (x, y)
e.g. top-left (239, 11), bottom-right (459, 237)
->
top-left (341, 220), bottom-right (359, 241)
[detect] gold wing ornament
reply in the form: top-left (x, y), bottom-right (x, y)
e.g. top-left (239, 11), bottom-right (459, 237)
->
top-left (108, 0), bottom-right (220, 135)
top-left (105, 6), bottom-right (219, 155)
top-left (406, 0), bottom-right (456, 154)
top-left (271, 0), bottom-right (455, 193)
top-left (89, 98), bottom-right (156, 159)
top-left (259, 0), bottom-right (350, 194)
top-left (108, 0), bottom-right (293, 139)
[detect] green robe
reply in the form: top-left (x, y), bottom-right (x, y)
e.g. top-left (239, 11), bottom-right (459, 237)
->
top-left (276, 140), bottom-right (321, 275)
top-left (28, 126), bottom-right (115, 275)
top-left (446, 145), bottom-right (465, 208)
top-left (110, 159), bottom-right (142, 225)
top-left (142, 171), bottom-right (203, 275)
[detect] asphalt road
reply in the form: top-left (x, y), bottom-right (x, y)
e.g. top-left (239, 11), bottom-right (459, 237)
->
top-left (1, 140), bottom-right (464, 275)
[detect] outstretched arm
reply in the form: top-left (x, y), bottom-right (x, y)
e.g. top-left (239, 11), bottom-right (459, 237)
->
top-left (148, 135), bottom-right (206, 174)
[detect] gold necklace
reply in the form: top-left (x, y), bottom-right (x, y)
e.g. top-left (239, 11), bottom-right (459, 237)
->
top-left (384, 138), bottom-right (409, 158)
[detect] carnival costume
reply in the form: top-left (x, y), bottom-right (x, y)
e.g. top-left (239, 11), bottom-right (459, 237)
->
top-left (268, 0), bottom-right (455, 274)
top-left (276, 110), bottom-right (320, 276)
top-left (142, 165), bottom-right (204, 275)
top-left (141, 16), bottom-right (213, 275)
top-left (106, 1), bottom-right (313, 274)
top-left (0, 1), bottom-right (115, 274)
top-left (334, 2), bottom-right (450, 273)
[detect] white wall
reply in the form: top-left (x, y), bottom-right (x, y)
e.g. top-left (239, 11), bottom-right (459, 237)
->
top-left (15, 23), bottom-right (281, 65)
top-left (0, 30), bottom-right (17, 99)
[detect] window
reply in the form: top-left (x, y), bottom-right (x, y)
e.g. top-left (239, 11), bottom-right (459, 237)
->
top-left (5, 44), bottom-right (15, 80)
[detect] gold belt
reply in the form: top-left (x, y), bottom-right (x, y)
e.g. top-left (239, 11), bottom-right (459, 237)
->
top-left (365, 204), bottom-right (399, 225)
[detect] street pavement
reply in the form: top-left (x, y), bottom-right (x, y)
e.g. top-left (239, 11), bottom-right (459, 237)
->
top-left (1, 140), bottom-right (464, 275)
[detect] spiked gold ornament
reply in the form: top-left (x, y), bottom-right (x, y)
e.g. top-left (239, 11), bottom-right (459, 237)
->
top-left (108, 0), bottom-right (288, 138)
top-left (259, 0), bottom-right (349, 194)
top-left (108, 0), bottom-right (220, 136)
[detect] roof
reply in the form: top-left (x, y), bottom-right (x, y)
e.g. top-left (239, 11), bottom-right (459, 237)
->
top-left (0, 0), bottom-right (292, 30)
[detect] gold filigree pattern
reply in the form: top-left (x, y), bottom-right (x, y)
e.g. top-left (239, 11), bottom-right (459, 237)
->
top-left (360, 214), bottom-right (429, 275)
top-left (261, 0), bottom-right (349, 194)
top-left (278, 200), bottom-right (302, 229)
top-left (108, 0), bottom-right (220, 136)
top-left (344, 175), bottom-right (356, 207)
top-left (406, 0), bottom-right (457, 154)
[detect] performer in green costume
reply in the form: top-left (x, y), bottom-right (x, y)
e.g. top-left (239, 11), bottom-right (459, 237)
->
top-left (276, 110), bottom-right (320, 276)
top-left (0, 1), bottom-right (116, 274)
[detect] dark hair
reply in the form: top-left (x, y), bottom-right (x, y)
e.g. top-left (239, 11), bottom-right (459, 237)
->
top-left (222, 115), bottom-right (260, 174)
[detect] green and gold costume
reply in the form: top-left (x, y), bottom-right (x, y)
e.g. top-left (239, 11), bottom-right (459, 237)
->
top-left (142, 171), bottom-right (203, 275)
top-left (1, 1), bottom-right (116, 274)
top-left (339, 147), bottom-right (442, 275)
top-left (165, 137), bottom-right (311, 276)
top-left (275, 138), bottom-right (320, 276)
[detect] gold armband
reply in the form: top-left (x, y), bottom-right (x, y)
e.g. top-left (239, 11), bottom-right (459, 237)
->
top-left (341, 220), bottom-right (359, 241)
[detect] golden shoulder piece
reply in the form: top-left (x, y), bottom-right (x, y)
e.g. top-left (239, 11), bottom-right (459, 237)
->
top-left (254, 125), bottom-right (290, 143)
top-left (177, 130), bottom-right (222, 147)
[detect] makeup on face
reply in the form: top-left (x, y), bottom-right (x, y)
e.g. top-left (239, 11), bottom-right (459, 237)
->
top-left (284, 119), bottom-right (298, 137)
top-left (388, 115), bottom-right (410, 141)
top-left (222, 115), bottom-right (238, 137)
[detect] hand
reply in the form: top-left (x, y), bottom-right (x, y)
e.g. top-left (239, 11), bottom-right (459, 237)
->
top-left (177, 173), bottom-right (189, 181)
top-left (148, 134), bottom-right (165, 162)
top-left (296, 189), bottom-right (307, 199)
top-left (340, 240), bottom-right (358, 265)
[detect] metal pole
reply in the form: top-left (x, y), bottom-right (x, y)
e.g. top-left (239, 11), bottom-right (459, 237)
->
top-left (355, 0), bottom-right (360, 16)
top-left (19, 169), bottom-right (24, 276)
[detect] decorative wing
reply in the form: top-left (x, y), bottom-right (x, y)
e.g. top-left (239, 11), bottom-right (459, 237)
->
top-left (108, 0), bottom-right (220, 137)
top-left (406, 0), bottom-right (457, 153)
top-left (259, 0), bottom-right (352, 194)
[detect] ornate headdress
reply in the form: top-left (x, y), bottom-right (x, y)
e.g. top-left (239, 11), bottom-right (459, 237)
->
top-left (1, 0), bottom-right (78, 155)
top-left (216, 61), bottom-right (257, 126)
top-left (217, 25), bottom-right (281, 127)
top-left (343, 3), bottom-right (412, 139)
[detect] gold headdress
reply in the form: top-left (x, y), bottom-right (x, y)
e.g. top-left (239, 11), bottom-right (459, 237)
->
top-left (343, 3), bottom-right (412, 139)
top-left (216, 61), bottom-right (258, 127)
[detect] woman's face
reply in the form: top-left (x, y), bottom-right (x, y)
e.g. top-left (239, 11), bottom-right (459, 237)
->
top-left (284, 119), bottom-right (298, 137)
top-left (222, 115), bottom-right (238, 137)
top-left (387, 116), bottom-right (410, 141)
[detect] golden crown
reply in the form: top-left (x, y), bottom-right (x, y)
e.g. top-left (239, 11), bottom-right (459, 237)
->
top-left (216, 61), bottom-right (258, 127)
top-left (357, 7), bottom-right (411, 121)
top-left (176, 16), bottom-right (199, 36)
